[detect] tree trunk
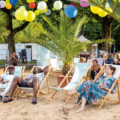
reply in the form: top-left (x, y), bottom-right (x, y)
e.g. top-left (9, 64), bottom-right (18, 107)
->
top-left (8, 34), bottom-right (15, 56)
top-left (102, 20), bottom-right (112, 53)
top-left (92, 13), bottom-right (114, 53)
top-left (62, 65), bottom-right (71, 75)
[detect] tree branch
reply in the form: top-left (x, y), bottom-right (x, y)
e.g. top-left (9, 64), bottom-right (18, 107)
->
top-left (92, 13), bottom-right (104, 23)
top-left (13, 21), bottom-right (30, 35)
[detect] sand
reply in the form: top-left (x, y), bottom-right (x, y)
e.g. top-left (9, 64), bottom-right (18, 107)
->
top-left (0, 70), bottom-right (120, 120)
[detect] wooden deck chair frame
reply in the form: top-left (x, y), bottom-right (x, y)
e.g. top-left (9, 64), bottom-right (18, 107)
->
top-left (78, 64), bottom-right (120, 110)
top-left (0, 68), bottom-right (4, 76)
top-left (48, 59), bottom-right (62, 75)
top-left (14, 67), bottom-right (51, 99)
top-left (49, 63), bottom-right (92, 105)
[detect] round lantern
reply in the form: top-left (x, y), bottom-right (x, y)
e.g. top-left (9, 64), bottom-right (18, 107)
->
top-left (27, 0), bottom-right (32, 3)
top-left (98, 9), bottom-right (108, 17)
top-left (0, 1), bottom-right (6, 8)
top-left (35, 10), bottom-right (39, 15)
top-left (26, 11), bottom-right (36, 22)
top-left (20, 6), bottom-right (26, 9)
top-left (29, 2), bottom-right (36, 9)
top-left (80, 0), bottom-right (89, 7)
top-left (6, 3), bottom-right (12, 9)
top-left (70, 3), bottom-right (77, 8)
top-left (10, 0), bottom-right (18, 6)
top-left (52, 7), bottom-right (55, 11)
top-left (90, 6), bottom-right (101, 14)
top-left (53, 1), bottom-right (62, 10)
top-left (45, 9), bottom-right (51, 15)
top-left (64, 5), bottom-right (78, 18)
top-left (39, 7), bottom-right (48, 13)
top-left (6, 0), bottom-right (10, 3)
top-left (44, 0), bottom-right (48, 2)
top-left (38, 1), bottom-right (47, 10)
top-left (15, 8), bottom-right (28, 21)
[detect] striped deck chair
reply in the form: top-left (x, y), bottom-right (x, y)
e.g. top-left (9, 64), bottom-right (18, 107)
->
top-left (78, 64), bottom-right (120, 110)
top-left (14, 67), bottom-right (51, 99)
top-left (48, 59), bottom-right (62, 75)
top-left (49, 63), bottom-right (92, 105)
top-left (0, 66), bottom-right (25, 96)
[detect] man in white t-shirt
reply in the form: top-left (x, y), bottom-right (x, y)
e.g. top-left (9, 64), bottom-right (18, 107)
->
top-left (3, 66), bottom-right (50, 104)
top-left (0, 66), bottom-right (15, 102)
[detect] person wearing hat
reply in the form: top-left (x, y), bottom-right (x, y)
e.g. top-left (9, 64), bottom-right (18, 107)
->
top-left (0, 66), bottom-right (15, 102)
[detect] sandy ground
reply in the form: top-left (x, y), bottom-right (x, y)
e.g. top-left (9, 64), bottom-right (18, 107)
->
top-left (0, 70), bottom-right (120, 120)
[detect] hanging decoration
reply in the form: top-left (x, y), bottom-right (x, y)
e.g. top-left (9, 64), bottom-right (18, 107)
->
top-left (10, 0), bottom-right (18, 6)
top-left (29, 2), bottom-right (36, 9)
top-left (35, 10), bottom-right (40, 15)
top-left (0, 1), bottom-right (6, 8)
top-left (70, 3), bottom-right (77, 8)
top-left (38, 1), bottom-right (47, 10)
top-left (27, 0), bottom-right (36, 3)
top-left (39, 7), bottom-right (48, 13)
top-left (26, 11), bottom-right (36, 22)
top-left (80, 0), bottom-right (89, 7)
top-left (64, 5), bottom-right (78, 18)
top-left (53, 1), bottom-right (62, 10)
top-left (45, 9), bottom-right (51, 15)
top-left (6, 0), bottom-right (10, 3)
top-left (6, 3), bottom-right (12, 9)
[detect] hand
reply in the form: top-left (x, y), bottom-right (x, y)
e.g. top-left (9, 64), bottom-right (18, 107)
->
top-left (27, 81), bottom-right (31, 87)
top-left (5, 80), bottom-right (10, 83)
top-left (98, 84), bottom-right (103, 88)
top-left (1, 81), bottom-right (6, 84)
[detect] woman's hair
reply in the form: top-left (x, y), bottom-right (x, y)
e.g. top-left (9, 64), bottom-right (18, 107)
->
top-left (79, 57), bottom-right (84, 63)
top-left (93, 59), bottom-right (98, 65)
top-left (107, 54), bottom-right (112, 60)
top-left (114, 53), bottom-right (120, 63)
top-left (89, 53), bottom-right (94, 59)
top-left (107, 65), bottom-right (116, 75)
top-left (103, 54), bottom-right (107, 61)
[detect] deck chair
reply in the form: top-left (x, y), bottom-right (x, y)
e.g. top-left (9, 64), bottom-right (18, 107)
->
top-left (0, 68), bottom-right (4, 76)
top-left (14, 67), bottom-right (51, 99)
top-left (49, 63), bottom-right (92, 105)
top-left (48, 59), bottom-right (62, 75)
top-left (86, 64), bottom-right (120, 110)
top-left (95, 58), bottom-right (104, 66)
top-left (73, 58), bottom-right (80, 63)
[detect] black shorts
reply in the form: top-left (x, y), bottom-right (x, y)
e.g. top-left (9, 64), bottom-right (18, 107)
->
top-left (12, 62), bottom-right (18, 66)
top-left (18, 79), bottom-right (33, 88)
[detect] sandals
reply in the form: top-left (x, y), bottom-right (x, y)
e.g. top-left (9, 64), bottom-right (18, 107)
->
top-left (31, 98), bottom-right (37, 104)
top-left (3, 97), bottom-right (13, 103)
top-left (58, 108), bottom-right (69, 115)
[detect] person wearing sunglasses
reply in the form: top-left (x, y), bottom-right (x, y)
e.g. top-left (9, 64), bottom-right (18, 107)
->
top-left (0, 66), bottom-right (15, 102)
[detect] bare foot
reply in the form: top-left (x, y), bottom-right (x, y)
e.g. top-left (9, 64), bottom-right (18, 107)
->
top-left (75, 107), bottom-right (85, 113)
top-left (67, 91), bottom-right (75, 96)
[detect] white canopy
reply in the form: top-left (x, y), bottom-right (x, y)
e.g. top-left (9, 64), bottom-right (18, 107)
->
top-left (78, 35), bottom-right (97, 47)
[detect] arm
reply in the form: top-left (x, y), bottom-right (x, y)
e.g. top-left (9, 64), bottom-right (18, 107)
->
top-left (9, 55), bottom-right (13, 61)
top-left (13, 56), bottom-right (18, 62)
top-left (0, 77), bottom-right (3, 81)
top-left (101, 87), bottom-right (109, 92)
top-left (43, 66), bottom-right (51, 75)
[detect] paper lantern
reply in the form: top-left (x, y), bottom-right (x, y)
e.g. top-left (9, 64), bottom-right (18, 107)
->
top-left (70, 3), bottom-right (77, 8)
top-left (35, 10), bottom-right (39, 15)
top-left (106, 7), bottom-right (113, 13)
top-left (39, 7), bottom-right (48, 13)
top-left (20, 6), bottom-right (26, 9)
top-left (6, 0), bottom-right (10, 3)
top-left (26, 11), bottom-right (36, 22)
top-left (64, 5), bottom-right (78, 18)
top-left (45, 9), bottom-right (51, 15)
top-left (10, 0), bottom-right (18, 6)
top-left (98, 9), bottom-right (108, 17)
top-left (27, 0), bottom-right (31, 3)
top-left (15, 8), bottom-right (28, 21)
top-left (38, 1), bottom-right (47, 10)
top-left (54, 1), bottom-right (62, 10)
top-left (52, 7), bottom-right (55, 11)
top-left (90, 6), bottom-right (101, 14)
top-left (0, 1), bottom-right (6, 8)
top-left (44, 0), bottom-right (48, 2)
top-left (6, 3), bottom-right (12, 9)
top-left (80, 0), bottom-right (89, 7)
top-left (29, 2), bottom-right (36, 9)
top-left (114, 0), bottom-right (120, 2)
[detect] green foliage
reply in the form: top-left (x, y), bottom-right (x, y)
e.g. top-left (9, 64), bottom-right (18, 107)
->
top-left (0, 60), bottom-right (4, 65)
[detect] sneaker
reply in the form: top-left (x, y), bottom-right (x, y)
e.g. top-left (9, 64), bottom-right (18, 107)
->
top-left (0, 95), bottom-right (2, 102)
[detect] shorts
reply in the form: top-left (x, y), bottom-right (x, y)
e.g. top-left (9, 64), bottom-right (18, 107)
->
top-left (12, 62), bottom-right (18, 66)
top-left (18, 79), bottom-right (33, 88)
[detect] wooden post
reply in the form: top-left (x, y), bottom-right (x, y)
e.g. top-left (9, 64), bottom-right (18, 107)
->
top-left (117, 75), bottom-right (120, 103)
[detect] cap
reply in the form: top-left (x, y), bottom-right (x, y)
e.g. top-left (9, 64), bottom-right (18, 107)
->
top-left (8, 66), bottom-right (15, 69)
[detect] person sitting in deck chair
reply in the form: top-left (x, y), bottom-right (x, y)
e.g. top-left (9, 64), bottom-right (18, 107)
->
top-left (3, 66), bottom-right (50, 104)
top-left (0, 66), bottom-right (15, 102)
top-left (67, 65), bottom-right (117, 113)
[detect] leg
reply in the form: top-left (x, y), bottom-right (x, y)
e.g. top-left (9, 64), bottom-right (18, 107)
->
top-left (91, 70), bottom-right (95, 80)
top-left (9, 77), bottom-right (22, 97)
top-left (32, 77), bottom-right (39, 99)
top-left (67, 90), bottom-right (78, 96)
top-left (75, 96), bottom-right (87, 113)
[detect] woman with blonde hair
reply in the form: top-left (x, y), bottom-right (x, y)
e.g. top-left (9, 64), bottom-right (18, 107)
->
top-left (114, 53), bottom-right (120, 65)
top-left (87, 53), bottom-right (94, 63)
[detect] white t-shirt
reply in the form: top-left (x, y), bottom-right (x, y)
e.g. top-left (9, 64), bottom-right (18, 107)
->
top-left (0, 74), bottom-right (14, 82)
top-left (26, 72), bottom-right (45, 88)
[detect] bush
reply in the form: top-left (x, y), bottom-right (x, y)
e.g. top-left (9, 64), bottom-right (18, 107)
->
top-left (0, 60), bottom-right (4, 65)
